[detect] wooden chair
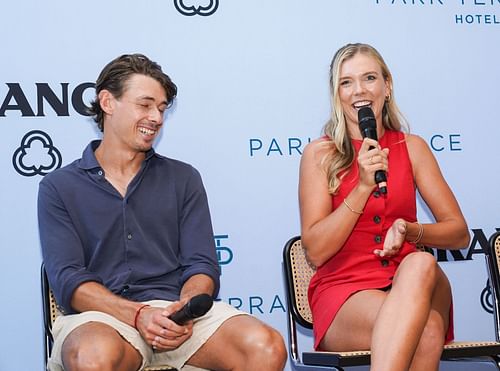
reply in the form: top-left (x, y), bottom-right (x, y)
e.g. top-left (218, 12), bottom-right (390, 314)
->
top-left (41, 264), bottom-right (177, 370)
top-left (282, 235), bottom-right (500, 370)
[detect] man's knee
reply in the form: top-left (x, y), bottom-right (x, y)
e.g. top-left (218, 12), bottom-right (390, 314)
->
top-left (61, 323), bottom-right (141, 371)
top-left (242, 325), bottom-right (287, 366)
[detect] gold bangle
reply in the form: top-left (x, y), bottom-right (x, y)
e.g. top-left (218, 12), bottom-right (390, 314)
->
top-left (410, 222), bottom-right (424, 244)
top-left (343, 198), bottom-right (363, 215)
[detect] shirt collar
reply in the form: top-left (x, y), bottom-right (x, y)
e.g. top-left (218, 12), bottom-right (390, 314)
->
top-left (78, 140), bottom-right (157, 170)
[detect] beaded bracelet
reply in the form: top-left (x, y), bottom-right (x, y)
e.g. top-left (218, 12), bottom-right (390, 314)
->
top-left (343, 198), bottom-right (363, 215)
top-left (133, 304), bottom-right (150, 330)
top-left (410, 222), bottom-right (424, 244)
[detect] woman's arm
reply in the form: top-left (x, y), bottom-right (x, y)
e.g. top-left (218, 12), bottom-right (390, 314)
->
top-left (405, 134), bottom-right (470, 249)
top-left (299, 138), bottom-right (388, 266)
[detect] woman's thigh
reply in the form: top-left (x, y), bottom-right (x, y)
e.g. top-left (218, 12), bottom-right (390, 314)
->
top-left (320, 289), bottom-right (388, 351)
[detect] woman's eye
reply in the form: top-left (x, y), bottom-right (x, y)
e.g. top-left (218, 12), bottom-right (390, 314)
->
top-left (340, 80), bottom-right (351, 86)
top-left (366, 75), bottom-right (376, 81)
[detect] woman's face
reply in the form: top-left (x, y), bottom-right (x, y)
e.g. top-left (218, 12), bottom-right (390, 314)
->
top-left (337, 52), bottom-right (390, 138)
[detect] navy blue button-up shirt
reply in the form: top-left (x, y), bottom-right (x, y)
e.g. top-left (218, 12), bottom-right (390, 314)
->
top-left (38, 140), bottom-right (220, 314)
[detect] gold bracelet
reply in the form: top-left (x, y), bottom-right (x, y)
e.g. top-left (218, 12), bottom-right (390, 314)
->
top-left (343, 198), bottom-right (363, 215)
top-left (410, 222), bottom-right (424, 244)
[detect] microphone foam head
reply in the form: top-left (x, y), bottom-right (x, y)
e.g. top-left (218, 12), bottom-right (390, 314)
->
top-left (189, 293), bottom-right (214, 317)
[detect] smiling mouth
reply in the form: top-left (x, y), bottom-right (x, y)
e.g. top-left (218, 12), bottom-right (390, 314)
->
top-left (139, 127), bottom-right (156, 136)
top-left (353, 101), bottom-right (372, 110)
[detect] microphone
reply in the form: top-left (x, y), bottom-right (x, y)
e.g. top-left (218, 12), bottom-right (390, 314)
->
top-left (168, 293), bottom-right (213, 325)
top-left (358, 106), bottom-right (387, 194)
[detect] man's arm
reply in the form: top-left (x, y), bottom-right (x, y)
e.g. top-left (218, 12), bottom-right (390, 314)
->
top-left (180, 274), bottom-right (215, 302)
top-left (178, 167), bottom-right (221, 296)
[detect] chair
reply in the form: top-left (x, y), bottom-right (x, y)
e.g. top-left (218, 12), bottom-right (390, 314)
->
top-left (283, 235), bottom-right (500, 370)
top-left (41, 264), bottom-right (177, 370)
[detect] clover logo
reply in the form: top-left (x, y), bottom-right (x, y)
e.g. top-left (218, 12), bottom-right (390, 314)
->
top-left (174, 0), bottom-right (219, 16)
top-left (12, 130), bottom-right (62, 177)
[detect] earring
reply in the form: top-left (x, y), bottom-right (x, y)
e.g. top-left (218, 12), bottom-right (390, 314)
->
top-left (385, 93), bottom-right (391, 102)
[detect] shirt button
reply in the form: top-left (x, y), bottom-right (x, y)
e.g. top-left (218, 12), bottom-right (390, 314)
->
top-left (373, 191), bottom-right (381, 198)
top-left (127, 233), bottom-right (132, 240)
top-left (374, 235), bottom-right (382, 243)
top-left (98, 170), bottom-right (103, 176)
top-left (381, 259), bottom-right (389, 267)
top-left (373, 215), bottom-right (381, 224)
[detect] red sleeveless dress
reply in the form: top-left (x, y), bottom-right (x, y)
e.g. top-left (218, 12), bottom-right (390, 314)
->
top-left (307, 130), bottom-right (454, 349)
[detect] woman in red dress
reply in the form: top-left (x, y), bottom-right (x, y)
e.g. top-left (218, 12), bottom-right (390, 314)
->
top-left (299, 43), bottom-right (470, 371)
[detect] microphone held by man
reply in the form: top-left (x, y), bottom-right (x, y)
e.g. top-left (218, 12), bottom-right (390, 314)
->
top-left (168, 293), bottom-right (214, 325)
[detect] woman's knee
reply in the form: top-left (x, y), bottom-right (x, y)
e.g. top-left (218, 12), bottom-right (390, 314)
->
top-left (398, 252), bottom-right (439, 286)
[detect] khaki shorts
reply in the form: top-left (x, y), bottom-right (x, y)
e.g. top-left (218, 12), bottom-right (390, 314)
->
top-left (47, 300), bottom-right (245, 371)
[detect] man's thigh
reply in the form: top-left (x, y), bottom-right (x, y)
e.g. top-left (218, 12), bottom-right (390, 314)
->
top-left (184, 313), bottom-right (276, 370)
top-left (48, 310), bottom-right (152, 371)
top-left (151, 300), bottom-right (246, 370)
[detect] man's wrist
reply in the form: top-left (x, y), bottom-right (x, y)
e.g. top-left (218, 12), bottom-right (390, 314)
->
top-left (133, 304), bottom-right (150, 330)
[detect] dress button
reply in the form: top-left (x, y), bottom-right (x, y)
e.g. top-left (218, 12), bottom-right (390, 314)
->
top-left (374, 235), bottom-right (382, 243)
top-left (373, 215), bottom-right (381, 224)
top-left (127, 233), bottom-right (132, 240)
top-left (373, 191), bottom-right (381, 198)
top-left (381, 259), bottom-right (389, 267)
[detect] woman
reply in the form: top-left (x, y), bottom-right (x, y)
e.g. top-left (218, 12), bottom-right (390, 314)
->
top-left (299, 43), bottom-right (470, 371)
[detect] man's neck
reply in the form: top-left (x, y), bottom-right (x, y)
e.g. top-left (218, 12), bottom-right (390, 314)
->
top-left (94, 140), bottom-right (147, 197)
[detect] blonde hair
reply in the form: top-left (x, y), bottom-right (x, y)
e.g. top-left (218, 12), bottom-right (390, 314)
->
top-left (322, 43), bottom-right (408, 194)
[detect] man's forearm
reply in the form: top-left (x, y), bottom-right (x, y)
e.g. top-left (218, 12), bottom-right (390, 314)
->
top-left (180, 274), bottom-right (215, 301)
top-left (71, 281), bottom-right (143, 327)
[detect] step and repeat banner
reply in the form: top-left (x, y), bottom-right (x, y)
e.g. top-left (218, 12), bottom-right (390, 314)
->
top-left (1, 1), bottom-right (499, 370)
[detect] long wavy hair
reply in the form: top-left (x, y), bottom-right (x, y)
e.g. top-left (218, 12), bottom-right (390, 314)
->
top-left (322, 43), bottom-right (408, 194)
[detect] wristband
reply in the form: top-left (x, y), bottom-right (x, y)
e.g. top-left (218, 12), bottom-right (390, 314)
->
top-left (133, 304), bottom-right (150, 330)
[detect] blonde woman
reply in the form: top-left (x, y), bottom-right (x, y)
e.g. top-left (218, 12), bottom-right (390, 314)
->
top-left (299, 43), bottom-right (469, 371)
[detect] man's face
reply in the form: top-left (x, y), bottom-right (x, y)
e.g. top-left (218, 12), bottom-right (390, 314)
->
top-left (102, 73), bottom-right (168, 153)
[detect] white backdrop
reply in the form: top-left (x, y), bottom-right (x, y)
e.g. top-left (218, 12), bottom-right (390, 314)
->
top-left (1, 1), bottom-right (499, 370)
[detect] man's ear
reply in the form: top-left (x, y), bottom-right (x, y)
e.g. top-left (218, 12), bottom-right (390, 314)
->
top-left (99, 90), bottom-right (115, 115)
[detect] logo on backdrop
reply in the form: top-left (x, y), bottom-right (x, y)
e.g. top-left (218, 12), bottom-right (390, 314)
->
top-left (12, 130), bottom-right (62, 177)
top-left (214, 234), bottom-right (233, 273)
top-left (481, 280), bottom-right (494, 314)
top-left (174, 0), bottom-right (219, 16)
top-left (249, 136), bottom-right (312, 157)
top-left (429, 228), bottom-right (500, 262)
top-left (0, 82), bottom-right (94, 117)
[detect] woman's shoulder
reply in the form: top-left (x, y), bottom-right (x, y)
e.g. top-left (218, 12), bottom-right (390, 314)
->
top-left (302, 137), bottom-right (333, 160)
top-left (403, 132), bottom-right (429, 152)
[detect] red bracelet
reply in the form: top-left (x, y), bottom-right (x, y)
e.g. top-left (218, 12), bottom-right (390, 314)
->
top-left (133, 304), bottom-right (150, 329)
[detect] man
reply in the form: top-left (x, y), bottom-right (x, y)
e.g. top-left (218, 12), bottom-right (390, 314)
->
top-left (38, 54), bottom-right (286, 371)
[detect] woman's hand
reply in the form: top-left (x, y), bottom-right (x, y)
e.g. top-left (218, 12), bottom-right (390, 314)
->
top-left (374, 218), bottom-right (407, 257)
top-left (357, 138), bottom-right (389, 189)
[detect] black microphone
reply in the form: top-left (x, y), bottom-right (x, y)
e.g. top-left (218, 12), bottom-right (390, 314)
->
top-left (168, 293), bottom-right (213, 325)
top-left (358, 106), bottom-right (387, 194)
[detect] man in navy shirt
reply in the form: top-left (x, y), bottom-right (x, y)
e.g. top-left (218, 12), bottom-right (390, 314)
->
top-left (38, 54), bottom-right (286, 371)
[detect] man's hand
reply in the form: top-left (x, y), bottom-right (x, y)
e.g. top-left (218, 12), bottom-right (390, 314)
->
top-left (135, 301), bottom-right (193, 352)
